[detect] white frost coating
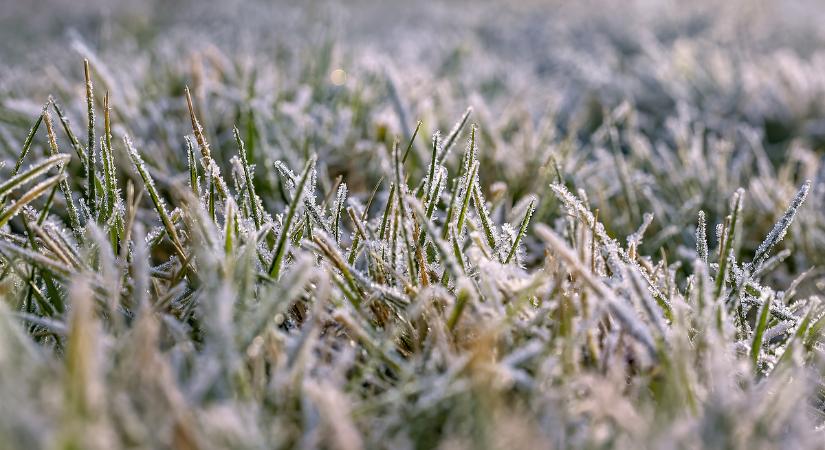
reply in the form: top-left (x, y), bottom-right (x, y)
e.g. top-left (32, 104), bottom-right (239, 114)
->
top-left (499, 222), bottom-right (517, 260)
top-left (273, 161), bottom-right (297, 194)
top-left (696, 210), bottom-right (708, 263)
top-left (750, 180), bottom-right (811, 272)
top-left (426, 166), bottom-right (447, 209)
top-left (332, 182), bottom-right (348, 244)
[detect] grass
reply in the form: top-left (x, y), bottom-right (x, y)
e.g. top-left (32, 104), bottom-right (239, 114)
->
top-left (1, 1), bottom-right (825, 448)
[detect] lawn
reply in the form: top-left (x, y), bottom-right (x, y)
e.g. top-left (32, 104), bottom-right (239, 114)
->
top-left (1, 1), bottom-right (824, 448)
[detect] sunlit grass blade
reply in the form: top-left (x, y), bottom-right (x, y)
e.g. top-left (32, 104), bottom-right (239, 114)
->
top-left (43, 110), bottom-right (82, 234)
top-left (100, 91), bottom-right (118, 223)
top-left (185, 85), bottom-right (212, 159)
top-left (0, 154), bottom-right (70, 199)
top-left (0, 173), bottom-right (66, 228)
top-left (186, 137), bottom-right (200, 198)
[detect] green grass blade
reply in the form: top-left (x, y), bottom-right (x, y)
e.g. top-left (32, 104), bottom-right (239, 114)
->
top-left (419, 132), bottom-right (439, 199)
top-left (455, 161), bottom-right (479, 236)
top-left (43, 110), bottom-right (82, 234)
top-left (472, 181), bottom-right (497, 251)
top-left (504, 198), bottom-right (536, 264)
top-left (123, 135), bottom-right (186, 261)
top-left (84, 59), bottom-right (97, 219)
top-left (186, 137), bottom-right (200, 198)
top-left (51, 99), bottom-right (88, 169)
top-left (234, 127), bottom-right (261, 229)
top-left (392, 140), bottom-right (417, 285)
top-left (0, 154), bottom-right (70, 199)
top-left (100, 91), bottom-right (117, 223)
top-left (401, 120), bottom-right (422, 164)
top-left (435, 106), bottom-right (472, 166)
top-left (269, 156), bottom-right (316, 279)
top-left (11, 102), bottom-right (48, 176)
top-left (750, 180), bottom-right (811, 272)
top-left (750, 292), bottom-right (774, 368)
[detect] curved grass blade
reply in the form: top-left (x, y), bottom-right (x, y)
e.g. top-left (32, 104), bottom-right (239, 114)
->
top-left (0, 173), bottom-right (66, 228)
top-left (0, 154), bottom-right (70, 199)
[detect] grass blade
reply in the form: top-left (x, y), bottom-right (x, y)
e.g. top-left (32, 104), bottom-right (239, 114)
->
top-left (750, 180), bottom-right (811, 272)
top-left (123, 135), bottom-right (186, 261)
top-left (269, 156), bottom-right (316, 279)
top-left (234, 127), bottom-right (261, 229)
top-left (750, 292), bottom-right (774, 368)
top-left (0, 173), bottom-right (66, 227)
top-left (11, 102), bottom-right (48, 176)
top-left (43, 110), bottom-right (82, 234)
top-left (84, 59), bottom-right (97, 218)
top-left (504, 197), bottom-right (535, 264)
top-left (0, 154), bottom-right (71, 199)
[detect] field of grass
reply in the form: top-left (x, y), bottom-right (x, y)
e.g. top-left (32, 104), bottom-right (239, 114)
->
top-left (2, 1), bottom-right (825, 448)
